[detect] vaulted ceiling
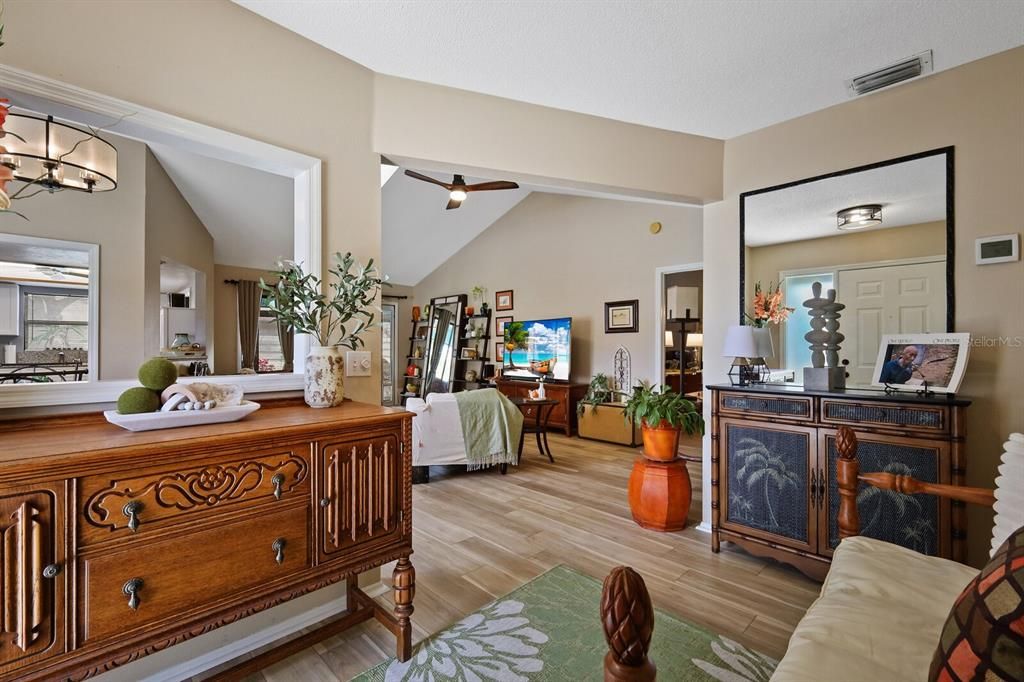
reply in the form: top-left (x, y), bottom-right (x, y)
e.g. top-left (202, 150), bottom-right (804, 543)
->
top-left (235, 0), bottom-right (1024, 139)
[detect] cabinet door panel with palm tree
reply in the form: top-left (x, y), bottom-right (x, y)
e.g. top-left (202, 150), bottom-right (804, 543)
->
top-left (721, 419), bottom-right (816, 550)
top-left (821, 431), bottom-right (948, 558)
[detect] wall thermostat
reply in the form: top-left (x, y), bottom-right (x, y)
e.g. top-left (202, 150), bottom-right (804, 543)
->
top-left (975, 233), bottom-right (1019, 265)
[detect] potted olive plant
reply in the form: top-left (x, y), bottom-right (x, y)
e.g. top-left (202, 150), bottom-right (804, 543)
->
top-left (260, 252), bottom-right (383, 408)
top-left (623, 383), bottom-right (704, 460)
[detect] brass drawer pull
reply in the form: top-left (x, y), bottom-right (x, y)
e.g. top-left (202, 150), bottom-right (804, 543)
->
top-left (272, 473), bottom-right (286, 500)
top-left (272, 538), bottom-right (286, 564)
top-left (43, 563), bottom-right (62, 579)
top-left (123, 578), bottom-right (144, 610)
top-left (123, 501), bottom-right (143, 532)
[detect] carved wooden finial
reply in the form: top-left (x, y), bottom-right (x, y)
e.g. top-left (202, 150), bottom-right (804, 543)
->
top-left (835, 426), bottom-right (861, 540)
top-left (601, 566), bottom-right (656, 682)
top-left (836, 426), bottom-right (857, 461)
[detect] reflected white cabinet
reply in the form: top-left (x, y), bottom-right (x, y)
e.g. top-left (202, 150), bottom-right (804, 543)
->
top-left (0, 283), bottom-right (18, 336)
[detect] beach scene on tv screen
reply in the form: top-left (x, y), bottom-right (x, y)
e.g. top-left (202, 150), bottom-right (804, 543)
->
top-left (504, 317), bottom-right (571, 381)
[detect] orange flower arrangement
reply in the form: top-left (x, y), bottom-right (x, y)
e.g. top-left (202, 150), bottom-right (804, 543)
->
top-left (747, 281), bottom-right (794, 328)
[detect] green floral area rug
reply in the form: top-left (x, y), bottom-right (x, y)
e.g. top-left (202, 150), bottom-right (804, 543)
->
top-left (352, 565), bottom-right (777, 681)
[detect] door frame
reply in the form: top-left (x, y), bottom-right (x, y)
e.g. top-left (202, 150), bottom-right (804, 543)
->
top-left (653, 262), bottom-right (702, 386)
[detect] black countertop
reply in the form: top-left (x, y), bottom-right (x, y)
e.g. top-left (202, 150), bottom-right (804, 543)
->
top-left (706, 382), bottom-right (972, 407)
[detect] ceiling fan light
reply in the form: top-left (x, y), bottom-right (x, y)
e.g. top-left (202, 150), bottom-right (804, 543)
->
top-left (449, 189), bottom-right (468, 202)
top-left (836, 204), bottom-right (882, 230)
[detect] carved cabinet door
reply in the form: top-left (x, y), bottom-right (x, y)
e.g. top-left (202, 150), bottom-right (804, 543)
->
top-left (319, 433), bottom-right (405, 561)
top-left (0, 483), bottom-right (65, 673)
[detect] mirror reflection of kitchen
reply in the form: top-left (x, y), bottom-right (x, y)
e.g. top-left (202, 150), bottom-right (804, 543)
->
top-left (0, 99), bottom-right (297, 386)
top-left (743, 151), bottom-right (949, 387)
top-left (0, 235), bottom-right (94, 383)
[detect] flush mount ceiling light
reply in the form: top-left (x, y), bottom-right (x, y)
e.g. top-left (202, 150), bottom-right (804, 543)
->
top-left (1, 112), bottom-right (118, 193)
top-left (836, 204), bottom-right (882, 230)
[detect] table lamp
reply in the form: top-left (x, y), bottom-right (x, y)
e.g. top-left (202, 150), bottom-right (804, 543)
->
top-left (722, 326), bottom-right (760, 386)
top-left (686, 332), bottom-right (704, 370)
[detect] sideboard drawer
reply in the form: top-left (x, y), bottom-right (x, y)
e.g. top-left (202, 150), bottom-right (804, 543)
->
top-left (79, 503), bottom-right (310, 644)
top-left (79, 445), bottom-right (311, 546)
top-left (820, 399), bottom-right (948, 434)
top-left (717, 391), bottom-right (813, 422)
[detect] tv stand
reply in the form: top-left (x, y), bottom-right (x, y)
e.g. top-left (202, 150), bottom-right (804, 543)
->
top-left (495, 378), bottom-right (587, 436)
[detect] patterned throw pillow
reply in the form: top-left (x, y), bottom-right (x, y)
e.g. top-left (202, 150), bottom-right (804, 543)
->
top-left (929, 526), bottom-right (1024, 681)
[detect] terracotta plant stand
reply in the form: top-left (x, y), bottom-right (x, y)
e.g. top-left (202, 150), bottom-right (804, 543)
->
top-left (628, 456), bottom-right (691, 532)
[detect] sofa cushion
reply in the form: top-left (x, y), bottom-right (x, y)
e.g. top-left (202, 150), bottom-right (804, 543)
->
top-left (772, 536), bottom-right (978, 681)
top-left (929, 526), bottom-right (1024, 682)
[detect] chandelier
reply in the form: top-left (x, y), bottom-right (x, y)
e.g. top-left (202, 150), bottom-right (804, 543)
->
top-left (0, 112), bottom-right (117, 194)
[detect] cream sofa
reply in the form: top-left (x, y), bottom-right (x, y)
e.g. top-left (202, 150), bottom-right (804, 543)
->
top-left (771, 427), bottom-right (1020, 681)
top-left (772, 536), bottom-right (976, 681)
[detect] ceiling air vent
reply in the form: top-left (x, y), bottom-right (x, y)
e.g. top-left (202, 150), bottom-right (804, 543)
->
top-left (845, 50), bottom-right (933, 96)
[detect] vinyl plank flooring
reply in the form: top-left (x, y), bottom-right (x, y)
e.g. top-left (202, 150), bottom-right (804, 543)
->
top-left (206, 434), bottom-right (817, 679)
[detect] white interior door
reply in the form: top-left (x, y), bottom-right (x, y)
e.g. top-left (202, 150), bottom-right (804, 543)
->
top-left (838, 260), bottom-right (946, 386)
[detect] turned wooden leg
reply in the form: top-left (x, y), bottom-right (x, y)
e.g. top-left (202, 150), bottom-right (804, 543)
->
top-left (393, 556), bottom-right (415, 662)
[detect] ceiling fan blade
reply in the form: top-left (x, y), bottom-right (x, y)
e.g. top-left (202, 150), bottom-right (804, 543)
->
top-left (445, 197), bottom-right (464, 210)
top-left (404, 169), bottom-right (453, 190)
top-left (465, 180), bottom-right (520, 192)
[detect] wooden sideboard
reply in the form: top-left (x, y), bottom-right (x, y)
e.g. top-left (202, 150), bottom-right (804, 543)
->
top-left (494, 379), bottom-right (587, 436)
top-left (708, 383), bottom-right (970, 581)
top-left (0, 400), bottom-right (415, 681)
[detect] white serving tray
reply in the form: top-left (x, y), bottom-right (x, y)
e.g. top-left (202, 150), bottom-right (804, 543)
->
top-left (104, 400), bottom-right (261, 432)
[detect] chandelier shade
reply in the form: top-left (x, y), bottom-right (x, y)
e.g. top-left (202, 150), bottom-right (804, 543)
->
top-left (0, 112), bottom-right (117, 193)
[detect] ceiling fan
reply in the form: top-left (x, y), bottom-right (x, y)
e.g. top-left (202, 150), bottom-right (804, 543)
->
top-left (403, 170), bottom-right (519, 210)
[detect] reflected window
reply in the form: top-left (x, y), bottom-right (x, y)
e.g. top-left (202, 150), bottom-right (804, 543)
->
top-left (23, 291), bottom-right (89, 350)
top-left (781, 273), bottom-right (834, 371)
top-left (256, 308), bottom-right (286, 373)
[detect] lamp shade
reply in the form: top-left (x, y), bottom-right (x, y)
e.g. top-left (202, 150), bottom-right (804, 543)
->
top-left (664, 330), bottom-right (674, 346)
top-left (687, 332), bottom-right (704, 348)
top-left (722, 325), bottom-right (758, 357)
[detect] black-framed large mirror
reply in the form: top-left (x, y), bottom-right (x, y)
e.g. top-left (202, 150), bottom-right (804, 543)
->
top-left (421, 294), bottom-right (466, 397)
top-left (739, 147), bottom-right (954, 387)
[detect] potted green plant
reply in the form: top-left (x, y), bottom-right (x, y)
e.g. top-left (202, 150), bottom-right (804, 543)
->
top-left (623, 383), bottom-right (704, 460)
top-left (471, 285), bottom-right (488, 315)
top-left (260, 252), bottom-right (383, 408)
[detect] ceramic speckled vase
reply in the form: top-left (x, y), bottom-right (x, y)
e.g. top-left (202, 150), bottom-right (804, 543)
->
top-left (305, 346), bottom-right (345, 408)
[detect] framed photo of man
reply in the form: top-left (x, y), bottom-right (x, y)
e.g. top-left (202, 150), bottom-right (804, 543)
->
top-left (872, 333), bottom-right (971, 393)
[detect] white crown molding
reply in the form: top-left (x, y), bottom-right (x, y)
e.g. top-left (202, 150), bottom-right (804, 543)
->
top-left (0, 65), bottom-right (322, 409)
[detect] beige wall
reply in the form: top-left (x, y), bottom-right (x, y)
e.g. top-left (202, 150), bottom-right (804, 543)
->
top-left (0, 132), bottom-right (147, 380)
top-left (144, 150), bottom-right (216, 359)
top-left (374, 75), bottom-right (724, 204)
top-left (704, 47), bottom-right (1024, 567)
top-left (413, 193), bottom-right (703, 384)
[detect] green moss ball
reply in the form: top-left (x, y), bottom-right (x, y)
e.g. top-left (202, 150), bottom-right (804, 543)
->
top-left (117, 387), bottom-right (160, 414)
top-left (138, 357), bottom-right (178, 391)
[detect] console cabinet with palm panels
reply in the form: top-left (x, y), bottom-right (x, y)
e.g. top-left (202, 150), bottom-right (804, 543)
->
top-left (0, 401), bottom-right (415, 681)
top-left (708, 384), bottom-right (969, 581)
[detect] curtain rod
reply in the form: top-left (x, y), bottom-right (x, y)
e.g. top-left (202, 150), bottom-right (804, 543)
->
top-left (224, 279), bottom-right (239, 284)
top-left (382, 294), bottom-right (408, 300)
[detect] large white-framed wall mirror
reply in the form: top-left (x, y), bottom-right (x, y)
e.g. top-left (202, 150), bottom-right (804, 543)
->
top-left (740, 147), bottom-right (954, 388)
top-left (0, 66), bottom-right (321, 408)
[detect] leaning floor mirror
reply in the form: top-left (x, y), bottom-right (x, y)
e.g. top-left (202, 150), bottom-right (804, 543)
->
top-left (740, 147), bottom-right (954, 388)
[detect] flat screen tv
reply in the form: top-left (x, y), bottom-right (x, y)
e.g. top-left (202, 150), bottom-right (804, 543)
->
top-left (502, 317), bottom-right (571, 382)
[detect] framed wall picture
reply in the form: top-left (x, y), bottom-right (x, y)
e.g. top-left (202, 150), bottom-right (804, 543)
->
top-left (605, 300), bottom-right (639, 333)
top-left (871, 333), bottom-right (971, 394)
top-left (496, 315), bottom-right (513, 339)
top-left (494, 342), bottom-right (505, 362)
top-left (495, 289), bottom-right (514, 311)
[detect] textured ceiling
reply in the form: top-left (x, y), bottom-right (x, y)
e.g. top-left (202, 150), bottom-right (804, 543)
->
top-left (745, 155), bottom-right (946, 247)
top-left (235, 0), bottom-right (1024, 138)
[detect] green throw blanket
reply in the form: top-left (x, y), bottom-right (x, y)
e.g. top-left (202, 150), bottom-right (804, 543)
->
top-left (454, 388), bottom-right (524, 470)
